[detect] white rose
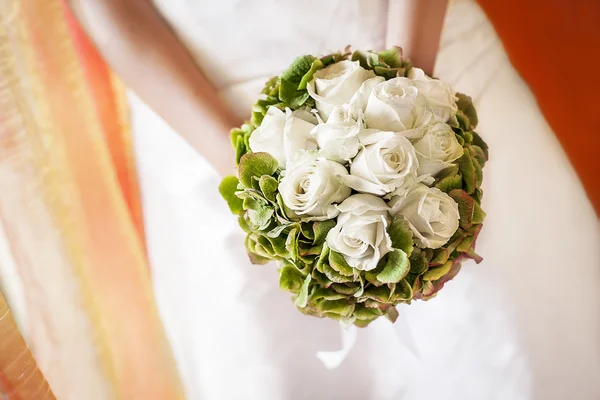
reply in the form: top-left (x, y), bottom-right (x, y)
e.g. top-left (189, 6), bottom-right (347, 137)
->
top-left (364, 77), bottom-right (434, 139)
top-left (413, 123), bottom-right (464, 177)
top-left (311, 106), bottom-right (361, 163)
top-left (348, 76), bottom-right (385, 117)
top-left (249, 106), bottom-right (317, 167)
top-left (279, 151), bottom-right (351, 220)
top-left (390, 184), bottom-right (460, 249)
top-left (326, 194), bottom-right (393, 271)
top-left (408, 67), bottom-right (458, 123)
top-left (307, 60), bottom-right (375, 121)
top-left (283, 108), bottom-right (318, 162)
top-left (386, 174), bottom-right (435, 202)
top-left (342, 131), bottom-right (419, 196)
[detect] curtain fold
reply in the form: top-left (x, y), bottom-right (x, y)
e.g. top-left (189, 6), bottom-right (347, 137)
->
top-left (0, 1), bottom-right (184, 399)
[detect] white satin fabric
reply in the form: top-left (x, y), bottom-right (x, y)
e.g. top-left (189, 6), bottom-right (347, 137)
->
top-left (131, 0), bottom-right (600, 399)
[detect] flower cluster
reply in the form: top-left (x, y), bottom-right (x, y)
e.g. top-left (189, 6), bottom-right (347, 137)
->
top-left (220, 47), bottom-right (488, 327)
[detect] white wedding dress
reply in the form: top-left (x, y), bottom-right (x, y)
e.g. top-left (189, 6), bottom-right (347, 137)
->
top-left (129, 1), bottom-right (600, 399)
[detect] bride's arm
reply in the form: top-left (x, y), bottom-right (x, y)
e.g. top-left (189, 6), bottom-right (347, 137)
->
top-left (387, 0), bottom-right (448, 75)
top-left (66, 0), bottom-right (240, 176)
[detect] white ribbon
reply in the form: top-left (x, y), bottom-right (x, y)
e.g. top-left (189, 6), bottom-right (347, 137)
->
top-left (316, 324), bottom-right (358, 369)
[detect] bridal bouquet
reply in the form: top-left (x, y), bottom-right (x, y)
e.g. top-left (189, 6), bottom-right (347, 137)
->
top-left (220, 47), bottom-right (488, 327)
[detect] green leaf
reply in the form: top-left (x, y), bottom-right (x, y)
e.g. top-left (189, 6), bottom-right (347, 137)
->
top-left (373, 66), bottom-right (401, 79)
top-left (471, 152), bottom-right (484, 189)
top-left (279, 265), bottom-right (305, 293)
top-left (352, 48), bottom-right (409, 77)
top-left (315, 243), bottom-right (330, 272)
top-left (469, 144), bottom-right (487, 168)
top-left (449, 189), bottom-right (475, 230)
top-left (351, 50), bottom-right (375, 69)
top-left (300, 223), bottom-right (315, 241)
top-left (230, 125), bottom-right (254, 165)
top-left (258, 175), bottom-right (278, 201)
top-left (354, 318), bottom-right (377, 328)
top-left (311, 286), bottom-right (346, 301)
top-left (471, 132), bottom-right (489, 161)
top-left (377, 250), bottom-right (410, 284)
top-left (298, 58), bottom-right (324, 90)
top-left (279, 55), bottom-right (318, 108)
top-left (461, 131), bottom-right (474, 144)
top-left (435, 173), bottom-right (463, 193)
top-left (361, 286), bottom-right (394, 303)
top-left (312, 220), bottom-right (336, 245)
top-left (261, 76), bottom-right (279, 96)
top-left (330, 283), bottom-right (362, 296)
top-left (455, 112), bottom-right (470, 132)
top-left (276, 193), bottom-right (296, 221)
top-left (385, 306), bottom-right (400, 323)
top-left (458, 150), bottom-right (477, 194)
top-left (311, 268), bottom-right (333, 289)
top-left (365, 258), bottom-right (386, 286)
top-left (472, 201), bottom-right (486, 225)
top-left (422, 261), bottom-right (453, 281)
top-left (267, 223), bottom-right (291, 238)
top-left (473, 188), bottom-right (484, 204)
top-left (393, 279), bottom-right (413, 301)
top-left (265, 234), bottom-right (289, 258)
top-left (322, 260), bottom-right (352, 283)
top-left (243, 197), bottom-right (273, 230)
top-left (354, 305), bottom-right (384, 320)
top-left (286, 227), bottom-right (300, 260)
top-left (328, 250), bottom-right (355, 277)
top-left (387, 218), bottom-right (414, 255)
top-left (457, 235), bottom-right (476, 253)
top-left (238, 213), bottom-right (251, 233)
top-left (256, 235), bottom-right (277, 258)
top-left (378, 46), bottom-right (404, 68)
top-left (251, 98), bottom-right (282, 127)
top-left (430, 248), bottom-right (450, 267)
top-left (294, 274), bottom-right (312, 308)
top-left (238, 152), bottom-right (279, 188)
top-left (456, 93), bottom-right (478, 129)
top-left (318, 299), bottom-right (355, 317)
top-left (245, 234), bottom-right (272, 264)
top-left (320, 51), bottom-right (347, 66)
top-left (281, 55), bottom-right (318, 83)
top-left (218, 176), bottom-right (243, 215)
top-left (247, 251), bottom-right (270, 265)
top-left (298, 243), bottom-right (322, 258)
top-left (279, 79), bottom-right (310, 108)
top-left (251, 111), bottom-right (265, 128)
top-left (408, 249), bottom-right (428, 275)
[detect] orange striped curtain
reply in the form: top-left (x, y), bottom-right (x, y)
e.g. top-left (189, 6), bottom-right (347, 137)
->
top-left (0, 1), bottom-right (184, 399)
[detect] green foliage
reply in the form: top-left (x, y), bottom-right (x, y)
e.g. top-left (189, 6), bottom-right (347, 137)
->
top-left (456, 93), bottom-right (478, 129)
top-left (377, 250), bottom-right (410, 284)
top-left (351, 47), bottom-right (412, 79)
top-left (279, 55), bottom-right (319, 108)
top-left (387, 217), bottom-right (414, 255)
top-left (230, 124), bottom-right (254, 165)
top-left (280, 265), bottom-right (305, 294)
top-left (218, 176), bottom-right (243, 215)
top-left (238, 152), bottom-right (279, 188)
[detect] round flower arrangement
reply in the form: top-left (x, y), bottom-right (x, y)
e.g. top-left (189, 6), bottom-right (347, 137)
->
top-left (219, 47), bottom-right (488, 327)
